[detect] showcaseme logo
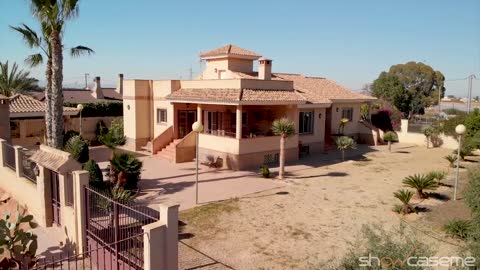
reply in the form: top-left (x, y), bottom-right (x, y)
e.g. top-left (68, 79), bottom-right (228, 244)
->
top-left (358, 253), bottom-right (476, 267)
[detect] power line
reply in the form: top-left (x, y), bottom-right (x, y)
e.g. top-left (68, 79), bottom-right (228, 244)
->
top-left (445, 77), bottom-right (468, 82)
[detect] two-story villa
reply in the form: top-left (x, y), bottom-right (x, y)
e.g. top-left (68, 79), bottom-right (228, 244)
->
top-left (123, 45), bottom-right (376, 170)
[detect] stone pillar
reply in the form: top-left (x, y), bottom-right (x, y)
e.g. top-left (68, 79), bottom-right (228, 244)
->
top-left (142, 203), bottom-right (179, 270)
top-left (143, 222), bottom-right (167, 270)
top-left (73, 170), bottom-right (89, 253)
top-left (197, 104), bottom-right (203, 125)
top-left (13, 146), bottom-right (23, 178)
top-left (160, 203), bottom-right (179, 270)
top-left (401, 119), bottom-right (409, 133)
top-left (0, 139), bottom-right (5, 167)
top-left (236, 106), bottom-right (242, 139)
top-left (35, 165), bottom-right (51, 227)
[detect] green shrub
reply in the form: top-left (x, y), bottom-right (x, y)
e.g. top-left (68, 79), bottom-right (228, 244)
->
top-left (83, 160), bottom-right (103, 185)
top-left (99, 118), bottom-right (126, 151)
top-left (335, 136), bottom-right (356, 161)
top-left (402, 174), bottom-right (438, 199)
top-left (95, 120), bottom-right (108, 137)
top-left (465, 167), bottom-right (480, 217)
top-left (465, 108), bottom-right (480, 139)
top-left (63, 135), bottom-right (89, 163)
top-left (444, 219), bottom-right (473, 239)
top-left (360, 104), bottom-right (370, 120)
top-left (383, 131), bottom-right (397, 151)
top-left (393, 189), bottom-right (414, 215)
top-left (443, 108), bottom-right (467, 116)
top-left (65, 102), bottom-right (123, 117)
top-left (259, 165), bottom-right (271, 178)
top-left (426, 170), bottom-right (447, 185)
top-left (439, 113), bottom-right (467, 138)
top-left (110, 153), bottom-right (142, 190)
top-left (63, 130), bottom-right (79, 147)
top-left (324, 224), bottom-right (434, 270)
top-left (445, 154), bottom-right (457, 168)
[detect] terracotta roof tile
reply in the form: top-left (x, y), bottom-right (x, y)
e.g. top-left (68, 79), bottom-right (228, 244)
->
top-left (241, 89), bottom-right (305, 103)
top-left (200, 44), bottom-right (261, 58)
top-left (167, 88), bottom-right (241, 102)
top-left (31, 88), bottom-right (122, 103)
top-left (273, 73), bottom-right (376, 104)
top-left (167, 88), bottom-right (305, 104)
top-left (9, 94), bottom-right (78, 116)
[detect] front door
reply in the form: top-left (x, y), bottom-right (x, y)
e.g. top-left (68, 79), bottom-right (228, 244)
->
top-left (50, 170), bottom-right (61, 226)
top-left (178, 110), bottom-right (197, 138)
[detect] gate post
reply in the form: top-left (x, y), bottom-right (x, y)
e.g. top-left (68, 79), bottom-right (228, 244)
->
top-left (72, 170), bottom-right (89, 253)
top-left (160, 203), bottom-right (179, 270)
top-left (0, 139), bottom-right (5, 167)
top-left (35, 165), bottom-right (51, 227)
top-left (14, 146), bottom-right (23, 177)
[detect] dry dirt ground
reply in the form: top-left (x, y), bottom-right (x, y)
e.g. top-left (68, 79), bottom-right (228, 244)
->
top-left (178, 144), bottom-right (479, 270)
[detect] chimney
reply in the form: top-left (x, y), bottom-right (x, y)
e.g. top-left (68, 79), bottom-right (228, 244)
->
top-left (117, 73), bottom-right (124, 95)
top-left (92, 76), bottom-right (104, 99)
top-left (258, 57), bottom-right (272, 80)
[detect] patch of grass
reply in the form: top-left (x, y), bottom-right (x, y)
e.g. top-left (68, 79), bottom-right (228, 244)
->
top-left (180, 198), bottom-right (240, 230)
top-left (444, 219), bottom-right (473, 239)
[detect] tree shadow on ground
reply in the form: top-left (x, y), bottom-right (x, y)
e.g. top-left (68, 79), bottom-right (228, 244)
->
top-left (414, 206), bottom-right (431, 213)
top-left (290, 171), bottom-right (348, 179)
top-left (394, 151), bottom-right (411, 154)
top-left (426, 192), bottom-right (450, 201)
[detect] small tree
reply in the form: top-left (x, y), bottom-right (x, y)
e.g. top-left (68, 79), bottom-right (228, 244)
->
top-left (0, 210), bottom-right (38, 269)
top-left (426, 170), bottom-right (447, 185)
top-left (445, 154), bottom-right (457, 168)
top-left (83, 159), bottom-right (103, 186)
top-left (335, 136), bottom-right (356, 161)
top-left (402, 174), bottom-right (439, 199)
top-left (110, 153), bottom-right (143, 189)
top-left (422, 126), bottom-right (435, 149)
top-left (63, 135), bottom-right (89, 163)
top-left (383, 131), bottom-right (397, 152)
top-left (338, 118), bottom-right (349, 134)
top-left (271, 118), bottom-right (295, 180)
top-left (99, 119), bottom-right (126, 158)
top-left (393, 189), bottom-right (415, 215)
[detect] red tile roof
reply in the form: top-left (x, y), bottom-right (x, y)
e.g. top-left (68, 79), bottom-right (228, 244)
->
top-left (9, 94), bottom-right (78, 117)
top-left (166, 88), bottom-right (305, 104)
top-left (200, 44), bottom-right (262, 59)
top-left (31, 88), bottom-right (122, 103)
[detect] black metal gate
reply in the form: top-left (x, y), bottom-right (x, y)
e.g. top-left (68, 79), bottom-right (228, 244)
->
top-left (50, 170), bottom-right (61, 226)
top-left (84, 186), bottom-right (159, 270)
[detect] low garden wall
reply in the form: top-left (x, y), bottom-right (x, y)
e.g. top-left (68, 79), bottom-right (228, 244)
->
top-left (397, 119), bottom-right (459, 149)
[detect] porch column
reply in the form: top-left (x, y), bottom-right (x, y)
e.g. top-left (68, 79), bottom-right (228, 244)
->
top-left (197, 104), bottom-right (202, 125)
top-left (236, 106), bottom-right (242, 139)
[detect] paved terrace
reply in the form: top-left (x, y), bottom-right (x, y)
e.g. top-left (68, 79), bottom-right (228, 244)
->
top-left (90, 144), bottom-right (375, 210)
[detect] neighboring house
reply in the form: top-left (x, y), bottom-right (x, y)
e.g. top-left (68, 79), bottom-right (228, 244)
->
top-left (123, 44), bottom-right (376, 170)
top-left (9, 94), bottom-right (78, 146)
top-left (32, 75), bottom-right (124, 104)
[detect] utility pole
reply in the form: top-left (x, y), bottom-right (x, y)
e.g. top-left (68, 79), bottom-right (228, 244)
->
top-left (84, 73), bottom-right (89, 89)
top-left (467, 74), bottom-right (476, 113)
top-left (189, 67), bottom-right (193, 80)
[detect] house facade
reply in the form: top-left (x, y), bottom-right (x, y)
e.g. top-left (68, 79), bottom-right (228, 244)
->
top-left (123, 45), bottom-right (376, 170)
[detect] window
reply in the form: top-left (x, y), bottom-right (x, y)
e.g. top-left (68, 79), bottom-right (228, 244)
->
top-left (341, 107), bottom-right (354, 121)
top-left (299, 111), bottom-right (314, 134)
top-left (157, 109), bottom-right (167, 124)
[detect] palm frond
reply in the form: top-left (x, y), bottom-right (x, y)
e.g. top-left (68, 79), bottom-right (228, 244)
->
top-left (70, 45), bottom-right (95, 57)
top-left (0, 61), bottom-right (39, 97)
top-left (9, 24), bottom-right (42, 49)
top-left (271, 118), bottom-right (295, 137)
top-left (25, 54), bottom-right (44, 68)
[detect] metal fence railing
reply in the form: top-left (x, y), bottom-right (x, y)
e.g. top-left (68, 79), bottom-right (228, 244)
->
top-left (20, 148), bottom-right (37, 183)
top-left (3, 143), bottom-right (15, 171)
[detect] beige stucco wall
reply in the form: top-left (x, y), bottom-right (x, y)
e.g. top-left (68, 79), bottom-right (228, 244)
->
top-left (330, 102), bottom-right (362, 135)
top-left (397, 119), bottom-right (459, 149)
top-left (298, 108), bottom-right (326, 153)
top-left (123, 80), bottom-right (152, 150)
top-left (152, 80), bottom-right (178, 138)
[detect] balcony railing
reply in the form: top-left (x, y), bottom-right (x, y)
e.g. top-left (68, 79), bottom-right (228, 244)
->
top-left (3, 143), bottom-right (15, 171)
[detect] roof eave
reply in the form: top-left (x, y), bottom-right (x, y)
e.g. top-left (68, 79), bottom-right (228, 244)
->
top-left (330, 98), bottom-right (376, 103)
top-left (200, 54), bottom-right (261, 61)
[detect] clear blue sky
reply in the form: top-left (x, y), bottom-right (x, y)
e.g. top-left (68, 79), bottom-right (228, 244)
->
top-left (1, 0), bottom-right (479, 96)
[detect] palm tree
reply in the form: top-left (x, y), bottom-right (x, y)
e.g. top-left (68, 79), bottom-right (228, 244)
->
top-left (444, 155), bottom-right (457, 168)
top-left (272, 118), bottom-right (295, 179)
top-left (383, 131), bottom-right (397, 152)
top-left (0, 61), bottom-right (38, 97)
top-left (393, 189), bottom-right (415, 215)
top-left (10, 22), bottom-right (93, 147)
top-left (21, 0), bottom-right (94, 149)
top-left (335, 136), bottom-right (356, 161)
top-left (426, 170), bottom-right (447, 185)
top-left (422, 126), bottom-right (435, 149)
top-left (402, 174), bottom-right (439, 199)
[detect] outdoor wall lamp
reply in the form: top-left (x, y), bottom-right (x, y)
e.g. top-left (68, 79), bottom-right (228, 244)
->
top-left (318, 113), bottom-right (322, 119)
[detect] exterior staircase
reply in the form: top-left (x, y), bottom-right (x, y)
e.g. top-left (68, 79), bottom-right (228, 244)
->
top-left (156, 139), bottom-right (182, 162)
